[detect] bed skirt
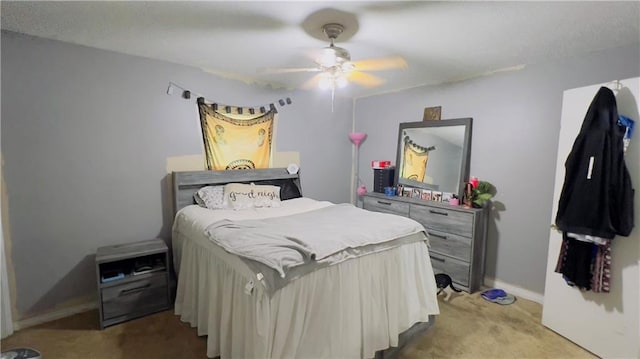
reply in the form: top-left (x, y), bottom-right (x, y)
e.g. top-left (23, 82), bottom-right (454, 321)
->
top-left (174, 234), bottom-right (439, 358)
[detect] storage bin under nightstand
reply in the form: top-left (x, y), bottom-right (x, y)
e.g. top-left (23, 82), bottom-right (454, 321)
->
top-left (95, 238), bottom-right (171, 329)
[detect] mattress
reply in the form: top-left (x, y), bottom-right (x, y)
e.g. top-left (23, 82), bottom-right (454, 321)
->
top-left (172, 198), bottom-right (440, 358)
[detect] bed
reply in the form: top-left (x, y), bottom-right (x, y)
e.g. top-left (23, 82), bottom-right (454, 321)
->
top-left (171, 168), bottom-right (439, 358)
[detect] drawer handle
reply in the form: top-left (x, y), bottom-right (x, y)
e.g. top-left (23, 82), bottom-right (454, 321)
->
top-left (429, 210), bottom-right (449, 216)
top-left (377, 201), bottom-right (392, 206)
top-left (428, 232), bottom-right (448, 240)
top-left (429, 255), bottom-right (445, 263)
top-left (120, 283), bottom-right (152, 295)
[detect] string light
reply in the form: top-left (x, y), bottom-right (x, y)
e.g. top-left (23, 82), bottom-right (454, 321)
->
top-left (167, 82), bottom-right (293, 113)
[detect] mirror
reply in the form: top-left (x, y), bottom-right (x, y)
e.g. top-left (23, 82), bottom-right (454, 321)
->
top-left (395, 118), bottom-right (472, 199)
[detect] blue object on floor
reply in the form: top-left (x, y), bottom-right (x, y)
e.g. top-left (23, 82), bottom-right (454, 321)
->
top-left (481, 288), bottom-right (507, 301)
top-left (481, 288), bottom-right (517, 305)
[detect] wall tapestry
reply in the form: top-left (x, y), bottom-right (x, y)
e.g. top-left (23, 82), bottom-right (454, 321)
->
top-left (198, 100), bottom-right (275, 170)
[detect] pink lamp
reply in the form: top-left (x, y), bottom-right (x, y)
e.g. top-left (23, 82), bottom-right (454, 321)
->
top-left (348, 132), bottom-right (367, 147)
top-left (349, 132), bottom-right (368, 202)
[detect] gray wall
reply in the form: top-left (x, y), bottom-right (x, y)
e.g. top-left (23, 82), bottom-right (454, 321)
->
top-left (355, 43), bottom-right (640, 294)
top-left (1, 31), bottom-right (352, 319)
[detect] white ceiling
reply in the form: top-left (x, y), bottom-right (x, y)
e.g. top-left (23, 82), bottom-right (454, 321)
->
top-left (2, 1), bottom-right (639, 98)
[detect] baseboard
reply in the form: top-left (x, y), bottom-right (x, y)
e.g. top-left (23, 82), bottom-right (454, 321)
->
top-left (14, 301), bottom-right (97, 331)
top-left (483, 277), bottom-right (544, 304)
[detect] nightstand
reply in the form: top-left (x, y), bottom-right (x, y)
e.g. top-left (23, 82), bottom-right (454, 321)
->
top-left (95, 238), bottom-right (171, 329)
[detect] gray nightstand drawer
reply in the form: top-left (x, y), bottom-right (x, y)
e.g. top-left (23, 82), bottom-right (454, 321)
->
top-left (410, 205), bottom-right (473, 238)
top-left (102, 275), bottom-right (168, 320)
top-left (425, 229), bottom-right (472, 261)
top-left (363, 196), bottom-right (409, 216)
top-left (429, 253), bottom-right (470, 287)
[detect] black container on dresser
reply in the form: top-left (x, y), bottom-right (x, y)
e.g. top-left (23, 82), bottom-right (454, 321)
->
top-left (95, 238), bottom-right (171, 329)
top-left (373, 168), bottom-right (395, 193)
top-left (362, 192), bottom-right (488, 293)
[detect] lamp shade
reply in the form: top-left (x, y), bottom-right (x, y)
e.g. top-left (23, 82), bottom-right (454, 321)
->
top-left (348, 132), bottom-right (367, 147)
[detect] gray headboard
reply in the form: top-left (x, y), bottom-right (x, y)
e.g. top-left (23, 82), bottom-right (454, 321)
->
top-left (172, 168), bottom-right (302, 214)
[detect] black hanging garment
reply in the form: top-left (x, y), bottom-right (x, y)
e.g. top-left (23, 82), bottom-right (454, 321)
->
top-left (554, 86), bottom-right (634, 291)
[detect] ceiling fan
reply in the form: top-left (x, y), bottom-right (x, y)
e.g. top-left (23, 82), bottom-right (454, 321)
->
top-left (262, 23), bottom-right (408, 91)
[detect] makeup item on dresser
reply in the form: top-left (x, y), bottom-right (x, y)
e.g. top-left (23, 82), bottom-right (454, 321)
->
top-left (371, 160), bottom-right (392, 169)
top-left (384, 186), bottom-right (397, 196)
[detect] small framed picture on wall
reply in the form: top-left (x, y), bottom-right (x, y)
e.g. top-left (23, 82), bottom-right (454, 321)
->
top-left (432, 191), bottom-right (443, 202)
top-left (423, 106), bottom-right (442, 121)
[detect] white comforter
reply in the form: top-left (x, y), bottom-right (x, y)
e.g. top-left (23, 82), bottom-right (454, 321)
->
top-left (205, 203), bottom-right (425, 277)
top-left (172, 197), bottom-right (333, 273)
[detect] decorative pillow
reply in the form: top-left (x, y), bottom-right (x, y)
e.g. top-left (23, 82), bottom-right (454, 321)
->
top-left (194, 186), bottom-right (226, 209)
top-left (258, 179), bottom-right (302, 200)
top-left (278, 180), bottom-right (302, 200)
top-left (252, 184), bottom-right (282, 208)
top-left (194, 192), bottom-right (206, 206)
top-left (223, 183), bottom-right (281, 210)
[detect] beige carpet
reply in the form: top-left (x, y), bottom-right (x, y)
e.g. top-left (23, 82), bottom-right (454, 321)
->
top-left (2, 292), bottom-right (594, 358)
top-left (401, 292), bottom-right (595, 358)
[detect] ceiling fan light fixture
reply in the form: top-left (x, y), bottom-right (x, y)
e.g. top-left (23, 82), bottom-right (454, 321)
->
top-left (320, 47), bottom-right (339, 67)
top-left (341, 62), bottom-right (355, 73)
top-left (318, 74), bottom-right (333, 90)
top-left (317, 72), bottom-right (347, 90)
top-left (317, 23), bottom-right (352, 68)
top-left (332, 46), bottom-right (351, 63)
top-left (319, 46), bottom-right (351, 68)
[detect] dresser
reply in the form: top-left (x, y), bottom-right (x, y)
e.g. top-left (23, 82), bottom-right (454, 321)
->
top-left (362, 192), bottom-right (488, 293)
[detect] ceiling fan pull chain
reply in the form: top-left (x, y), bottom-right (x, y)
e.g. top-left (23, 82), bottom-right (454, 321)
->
top-left (331, 87), bottom-right (335, 113)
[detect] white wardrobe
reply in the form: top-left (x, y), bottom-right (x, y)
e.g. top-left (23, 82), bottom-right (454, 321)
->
top-left (542, 77), bottom-right (639, 358)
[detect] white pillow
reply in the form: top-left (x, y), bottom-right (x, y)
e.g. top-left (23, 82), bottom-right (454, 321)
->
top-left (252, 184), bottom-right (282, 208)
top-left (224, 183), bottom-right (281, 210)
top-left (194, 186), bottom-right (226, 209)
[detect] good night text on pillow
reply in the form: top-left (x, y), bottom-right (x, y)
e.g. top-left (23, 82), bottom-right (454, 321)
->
top-left (228, 189), bottom-right (279, 202)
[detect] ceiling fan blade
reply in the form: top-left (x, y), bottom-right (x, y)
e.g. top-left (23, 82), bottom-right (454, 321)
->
top-left (258, 67), bottom-right (321, 74)
top-left (351, 56), bottom-right (408, 71)
top-left (300, 74), bottom-right (324, 90)
top-left (347, 71), bottom-right (386, 88)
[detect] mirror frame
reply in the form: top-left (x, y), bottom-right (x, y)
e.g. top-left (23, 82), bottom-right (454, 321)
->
top-left (394, 117), bottom-right (473, 200)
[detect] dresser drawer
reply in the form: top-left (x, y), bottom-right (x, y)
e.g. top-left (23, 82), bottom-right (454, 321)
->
top-left (363, 196), bottom-right (410, 216)
top-left (101, 275), bottom-right (168, 320)
top-left (410, 205), bottom-right (473, 238)
top-left (426, 228), bottom-right (472, 261)
top-left (429, 252), bottom-right (470, 287)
